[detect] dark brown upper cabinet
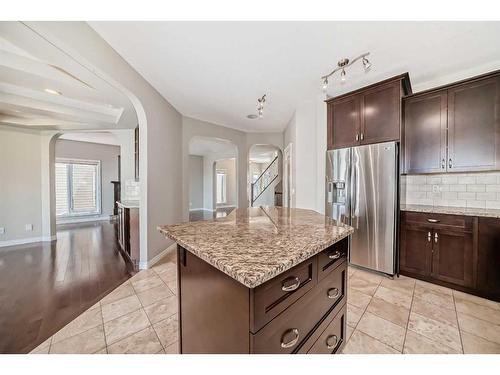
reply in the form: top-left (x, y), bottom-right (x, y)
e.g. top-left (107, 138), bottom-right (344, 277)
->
top-left (403, 72), bottom-right (500, 174)
top-left (403, 92), bottom-right (447, 174)
top-left (326, 74), bottom-right (411, 150)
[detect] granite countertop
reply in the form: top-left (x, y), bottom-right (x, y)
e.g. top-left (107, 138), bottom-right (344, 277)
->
top-left (401, 204), bottom-right (500, 218)
top-left (158, 207), bottom-right (354, 288)
top-left (117, 200), bottom-right (140, 209)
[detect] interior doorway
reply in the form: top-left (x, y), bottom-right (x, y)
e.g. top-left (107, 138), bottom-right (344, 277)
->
top-left (283, 143), bottom-right (293, 208)
top-left (248, 144), bottom-right (282, 207)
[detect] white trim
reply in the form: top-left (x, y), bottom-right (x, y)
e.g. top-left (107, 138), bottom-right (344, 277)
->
top-left (57, 215), bottom-right (111, 224)
top-left (216, 205), bottom-right (236, 209)
top-left (189, 208), bottom-right (216, 212)
top-left (0, 235), bottom-right (57, 248)
top-left (139, 243), bottom-right (177, 270)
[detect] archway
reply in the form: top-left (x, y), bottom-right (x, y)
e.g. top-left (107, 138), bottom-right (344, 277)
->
top-left (248, 144), bottom-right (283, 207)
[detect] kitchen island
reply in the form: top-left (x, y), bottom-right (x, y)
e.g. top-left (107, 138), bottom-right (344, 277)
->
top-left (158, 207), bottom-right (354, 354)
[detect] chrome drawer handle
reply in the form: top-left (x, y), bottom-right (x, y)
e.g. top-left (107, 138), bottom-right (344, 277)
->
top-left (427, 231), bottom-right (431, 242)
top-left (328, 251), bottom-right (342, 260)
top-left (281, 328), bottom-right (300, 348)
top-left (326, 334), bottom-right (338, 349)
top-left (281, 276), bottom-right (301, 292)
top-left (427, 218), bottom-right (440, 223)
top-left (327, 287), bottom-right (340, 299)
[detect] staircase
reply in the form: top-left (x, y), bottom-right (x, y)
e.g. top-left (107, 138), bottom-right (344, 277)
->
top-left (250, 155), bottom-right (280, 207)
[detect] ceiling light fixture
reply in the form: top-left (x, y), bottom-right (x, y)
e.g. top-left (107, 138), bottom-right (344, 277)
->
top-left (321, 52), bottom-right (371, 92)
top-left (247, 94), bottom-right (267, 120)
top-left (44, 88), bottom-right (62, 96)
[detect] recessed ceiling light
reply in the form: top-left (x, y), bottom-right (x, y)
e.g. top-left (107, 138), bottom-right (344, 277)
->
top-left (247, 114), bottom-right (258, 119)
top-left (44, 88), bottom-right (62, 96)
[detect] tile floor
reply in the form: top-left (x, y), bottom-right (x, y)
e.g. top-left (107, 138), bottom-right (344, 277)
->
top-left (30, 255), bottom-right (500, 354)
top-left (30, 253), bottom-right (179, 354)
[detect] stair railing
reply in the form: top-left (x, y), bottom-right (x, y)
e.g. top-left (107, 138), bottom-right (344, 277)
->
top-left (251, 155), bottom-right (279, 206)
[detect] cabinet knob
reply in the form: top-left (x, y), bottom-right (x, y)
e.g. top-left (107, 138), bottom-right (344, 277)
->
top-left (427, 231), bottom-right (431, 242)
top-left (280, 328), bottom-right (300, 348)
top-left (360, 133), bottom-right (364, 141)
top-left (281, 276), bottom-right (301, 292)
top-left (327, 287), bottom-right (340, 299)
top-left (435, 232), bottom-right (439, 243)
top-left (326, 334), bottom-right (338, 349)
top-left (449, 158), bottom-right (453, 169)
top-left (355, 133), bottom-right (359, 141)
top-left (441, 159), bottom-right (445, 169)
top-left (328, 251), bottom-right (342, 260)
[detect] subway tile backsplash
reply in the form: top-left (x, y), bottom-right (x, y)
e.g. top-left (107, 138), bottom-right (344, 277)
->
top-left (401, 172), bottom-right (500, 209)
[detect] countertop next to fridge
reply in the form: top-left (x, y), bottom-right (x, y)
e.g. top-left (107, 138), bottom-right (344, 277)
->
top-left (401, 204), bottom-right (500, 218)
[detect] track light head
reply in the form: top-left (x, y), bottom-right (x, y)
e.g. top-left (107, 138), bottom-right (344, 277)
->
top-left (362, 57), bottom-right (372, 71)
top-left (340, 69), bottom-right (346, 83)
top-left (322, 77), bottom-right (328, 92)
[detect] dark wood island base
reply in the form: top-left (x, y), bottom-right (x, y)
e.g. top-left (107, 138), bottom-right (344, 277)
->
top-left (176, 238), bottom-right (349, 354)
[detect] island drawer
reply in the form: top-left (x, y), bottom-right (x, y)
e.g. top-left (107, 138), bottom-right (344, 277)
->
top-left (250, 260), bottom-right (346, 353)
top-left (250, 257), bottom-right (318, 332)
top-left (306, 304), bottom-right (346, 354)
top-left (317, 237), bottom-right (348, 281)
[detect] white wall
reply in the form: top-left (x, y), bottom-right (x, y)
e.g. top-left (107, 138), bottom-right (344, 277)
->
top-left (188, 155), bottom-right (204, 210)
top-left (110, 129), bottom-right (136, 200)
top-left (215, 158), bottom-right (237, 207)
top-left (55, 139), bottom-right (120, 218)
top-left (31, 22), bottom-right (184, 265)
top-left (0, 127), bottom-right (43, 244)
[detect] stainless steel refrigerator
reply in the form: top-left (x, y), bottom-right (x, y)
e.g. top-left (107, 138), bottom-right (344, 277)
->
top-left (325, 141), bottom-right (398, 276)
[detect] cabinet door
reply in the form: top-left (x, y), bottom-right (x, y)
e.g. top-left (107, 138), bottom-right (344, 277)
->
top-left (360, 81), bottom-right (401, 144)
top-left (403, 92), bottom-right (447, 174)
top-left (477, 217), bottom-right (500, 300)
top-left (431, 229), bottom-right (474, 288)
top-left (330, 95), bottom-right (360, 149)
top-left (448, 76), bottom-right (500, 172)
top-left (400, 223), bottom-right (433, 277)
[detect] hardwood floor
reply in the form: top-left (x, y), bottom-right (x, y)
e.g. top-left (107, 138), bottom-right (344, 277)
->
top-left (0, 221), bottom-right (134, 353)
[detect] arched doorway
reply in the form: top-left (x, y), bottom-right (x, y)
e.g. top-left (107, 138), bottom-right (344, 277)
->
top-left (248, 144), bottom-right (283, 207)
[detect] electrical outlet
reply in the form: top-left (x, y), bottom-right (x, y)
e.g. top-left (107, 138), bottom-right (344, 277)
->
top-left (25, 224), bottom-right (33, 232)
top-left (432, 185), bottom-right (440, 193)
top-left (0, 227), bottom-right (5, 235)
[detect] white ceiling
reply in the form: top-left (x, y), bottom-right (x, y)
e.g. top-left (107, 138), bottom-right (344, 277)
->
top-left (59, 131), bottom-right (120, 146)
top-left (0, 22), bottom-right (137, 131)
top-left (189, 136), bottom-right (236, 158)
top-left (90, 21), bottom-right (500, 133)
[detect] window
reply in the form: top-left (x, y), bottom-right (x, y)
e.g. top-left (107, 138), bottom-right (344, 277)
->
top-left (55, 159), bottom-right (101, 217)
top-left (216, 170), bottom-right (227, 204)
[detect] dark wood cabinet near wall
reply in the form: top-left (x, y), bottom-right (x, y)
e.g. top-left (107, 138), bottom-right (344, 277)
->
top-left (400, 210), bottom-right (500, 301)
top-left (403, 71), bottom-right (500, 174)
top-left (326, 74), bottom-right (411, 150)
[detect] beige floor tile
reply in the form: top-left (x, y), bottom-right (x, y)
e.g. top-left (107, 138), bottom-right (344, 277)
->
top-left (104, 308), bottom-right (151, 345)
top-left (453, 290), bottom-right (500, 311)
top-left (94, 348), bottom-right (108, 354)
top-left (30, 337), bottom-right (52, 354)
top-left (342, 330), bottom-right (399, 354)
top-left (50, 325), bottom-right (106, 354)
top-left (87, 302), bottom-right (101, 311)
top-left (412, 297), bottom-right (458, 327)
top-left (347, 288), bottom-right (372, 310)
top-left (137, 285), bottom-right (173, 307)
top-left (132, 275), bottom-right (164, 293)
top-left (107, 326), bottom-right (163, 354)
top-left (348, 267), bottom-right (356, 278)
top-left (349, 275), bottom-right (380, 296)
top-left (153, 262), bottom-right (177, 282)
top-left (380, 275), bottom-right (415, 296)
top-left (165, 341), bottom-right (180, 354)
top-left (403, 330), bottom-right (460, 354)
top-left (455, 298), bottom-right (500, 325)
top-left (153, 314), bottom-right (179, 348)
top-left (416, 280), bottom-right (453, 295)
top-left (356, 311), bottom-right (406, 351)
top-left (166, 280), bottom-right (177, 295)
top-left (130, 269), bottom-right (157, 282)
top-left (144, 295), bottom-right (178, 324)
top-left (414, 284), bottom-right (454, 310)
top-left (101, 294), bottom-right (142, 323)
top-left (52, 307), bottom-right (103, 343)
top-left (347, 303), bottom-right (364, 327)
top-left (346, 325), bottom-right (354, 342)
top-left (408, 312), bottom-right (462, 351)
top-left (353, 269), bottom-right (383, 285)
top-left (100, 282), bottom-right (135, 306)
top-left (457, 312), bottom-right (500, 345)
top-left (366, 297), bottom-right (410, 328)
top-left (461, 331), bottom-right (500, 354)
top-left (374, 286), bottom-right (412, 310)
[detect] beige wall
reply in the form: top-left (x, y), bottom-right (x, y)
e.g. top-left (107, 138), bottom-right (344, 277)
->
top-left (215, 158), bottom-right (237, 207)
top-left (0, 127), bottom-right (43, 244)
top-left (55, 139), bottom-right (120, 218)
top-left (189, 155), bottom-right (204, 210)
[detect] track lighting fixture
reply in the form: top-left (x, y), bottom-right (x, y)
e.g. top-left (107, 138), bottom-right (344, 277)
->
top-left (321, 52), bottom-right (371, 92)
top-left (247, 94), bottom-right (267, 120)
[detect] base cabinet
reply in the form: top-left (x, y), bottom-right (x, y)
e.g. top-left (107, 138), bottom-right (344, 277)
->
top-left (400, 211), bottom-right (499, 301)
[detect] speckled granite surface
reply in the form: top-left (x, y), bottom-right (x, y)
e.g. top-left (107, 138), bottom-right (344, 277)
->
top-left (158, 207), bottom-right (354, 288)
top-left (401, 204), bottom-right (500, 218)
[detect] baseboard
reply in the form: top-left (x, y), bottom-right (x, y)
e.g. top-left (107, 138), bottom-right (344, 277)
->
top-left (57, 215), bottom-right (111, 225)
top-left (216, 205), bottom-right (236, 209)
top-left (189, 208), bottom-right (215, 212)
top-left (0, 235), bottom-right (57, 248)
top-left (139, 243), bottom-right (177, 270)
